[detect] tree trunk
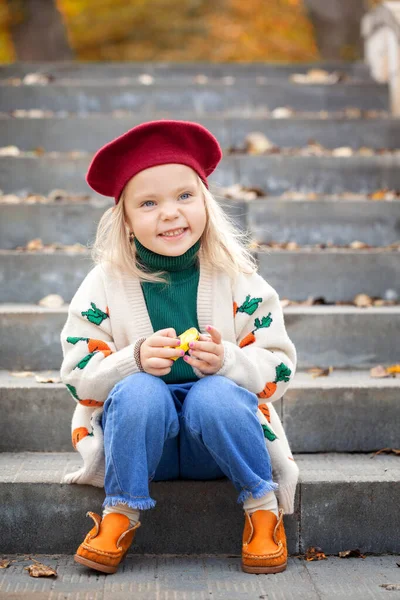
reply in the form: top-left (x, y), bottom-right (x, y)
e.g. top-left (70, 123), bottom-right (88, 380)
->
top-left (7, 0), bottom-right (74, 61)
top-left (303, 0), bottom-right (368, 60)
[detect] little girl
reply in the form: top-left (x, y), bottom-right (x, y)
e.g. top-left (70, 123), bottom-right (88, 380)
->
top-left (59, 119), bottom-right (298, 575)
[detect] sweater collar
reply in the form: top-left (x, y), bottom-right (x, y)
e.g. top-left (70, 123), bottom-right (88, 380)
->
top-left (134, 236), bottom-right (201, 273)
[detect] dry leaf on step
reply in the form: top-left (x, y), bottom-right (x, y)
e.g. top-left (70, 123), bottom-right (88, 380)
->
top-left (353, 293), bottom-right (373, 307)
top-left (332, 146), bottom-right (353, 157)
top-left (305, 546), bottom-right (327, 560)
top-left (38, 294), bottom-right (65, 308)
top-left (271, 107), bottom-right (294, 118)
top-left (290, 69), bottom-right (339, 84)
top-left (370, 365), bottom-right (390, 378)
top-left (35, 374), bottom-right (61, 383)
top-left (386, 364), bottom-right (400, 374)
top-left (380, 585), bottom-right (400, 591)
top-left (0, 560), bottom-right (11, 568)
top-left (372, 448), bottom-right (400, 456)
top-left (338, 548), bottom-right (366, 558)
top-left (350, 240), bottom-right (370, 249)
top-left (245, 132), bottom-right (276, 154)
top-left (22, 73), bottom-right (52, 85)
top-left (10, 371), bottom-right (35, 377)
top-left (0, 146), bottom-right (20, 156)
top-left (307, 367), bottom-right (333, 378)
top-left (24, 559), bottom-right (57, 578)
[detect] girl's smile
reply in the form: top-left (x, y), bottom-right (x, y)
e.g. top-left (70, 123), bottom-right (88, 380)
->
top-left (158, 227), bottom-right (189, 240)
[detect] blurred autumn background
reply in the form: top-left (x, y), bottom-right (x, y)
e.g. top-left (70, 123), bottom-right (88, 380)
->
top-left (0, 0), bottom-right (384, 63)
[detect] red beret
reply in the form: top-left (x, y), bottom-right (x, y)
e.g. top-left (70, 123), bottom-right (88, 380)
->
top-left (86, 119), bottom-right (223, 204)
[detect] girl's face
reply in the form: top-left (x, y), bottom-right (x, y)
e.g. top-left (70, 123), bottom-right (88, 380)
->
top-left (124, 163), bottom-right (207, 256)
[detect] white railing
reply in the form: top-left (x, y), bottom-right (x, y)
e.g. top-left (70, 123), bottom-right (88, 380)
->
top-left (362, 1), bottom-right (400, 114)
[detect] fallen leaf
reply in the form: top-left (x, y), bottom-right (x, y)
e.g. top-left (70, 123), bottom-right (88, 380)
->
top-left (370, 365), bottom-right (390, 378)
top-left (305, 546), bottom-right (327, 560)
top-left (371, 448), bottom-right (400, 456)
top-left (386, 364), bottom-right (400, 374)
top-left (353, 293), bottom-right (373, 308)
top-left (271, 107), bottom-right (294, 118)
top-left (35, 375), bottom-right (61, 383)
top-left (138, 74), bottom-right (154, 85)
top-left (338, 548), bottom-right (366, 558)
top-left (245, 132), bottom-right (276, 154)
top-left (0, 146), bottom-right (20, 156)
top-left (38, 294), bottom-right (65, 308)
top-left (10, 371), bottom-right (35, 377)
top-left (47, 190), bottom-right (70, 203)
top-left (350, 240), bottom-right (370, 249)
top-left (0, 194), bottom-right (21, 204)
top-left (380, 584), bottom-right (400, 591)
top-left (307, 366), bottom-right (333, 378)
top-left (26, 238), bottom-right (44, 251)
top-left (194, 74), bottom-right (208, 84)
top-left (332, 146), bottom-right (353, 157)
top-left (24, 559), bottom-right (57, 578)
top-left (290, 69), bottom-right (340, 84)
top-left (0, 560), bottom-right (11, 568)
top-left (22, 73), bottom-right (52, 85)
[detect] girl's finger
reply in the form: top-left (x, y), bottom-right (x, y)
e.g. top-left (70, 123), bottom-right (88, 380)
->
top-left (188, 350), bottom-right (217, 365)
top-left (206, 325), bottom-right (222, 344)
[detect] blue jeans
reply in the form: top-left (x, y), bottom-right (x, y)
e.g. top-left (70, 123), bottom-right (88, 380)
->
top-left (100, 372), bottom-right (279, 511)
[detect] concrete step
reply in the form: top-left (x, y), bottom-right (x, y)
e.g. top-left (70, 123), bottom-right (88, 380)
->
top-left (0, 452), bottom-right (398, 554)
top-left (2, 154), bottom-right (400, 195)
top-left (1, 249), bottom-right (399, 304)
top-left (0, 60), bottom-right (373, 80)
top-left (0, 303), bottom-right (399, 370)
top-left (0, 369), bottom-right (398, 454)
top-left (1, 196), bottom-right (399, 249)
top-left (0, 81), bottom-right (388, 113)
top-left (1, 555), bottom-right (400, 599)
top-left (2, 116), bottom-right (399, 152)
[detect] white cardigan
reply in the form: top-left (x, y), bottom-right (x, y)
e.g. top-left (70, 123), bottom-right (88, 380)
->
top-left (59, 251), bottom-right (299, 514)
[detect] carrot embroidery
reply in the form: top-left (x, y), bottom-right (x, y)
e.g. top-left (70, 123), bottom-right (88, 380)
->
top-left (259, 403), bottom-right (271, 422)
top-left (81, 302), bottom-right (109, 326)
top-left (236, 294), bottom-right (262, 316)
top-left (67, 337), bottom-right (113, 357)
top-left (239, 312), bottom-right (273, 348)
top-left (72, 427), bottom-right (93, 449)
top-left (65, 383), bottom-right (103, 407)
top-left (257, 362), bottom-right (292, 399)
top-left (261, 423), bottom-right (278, 441)
top-left (233, 301), bottom-right (238, 317)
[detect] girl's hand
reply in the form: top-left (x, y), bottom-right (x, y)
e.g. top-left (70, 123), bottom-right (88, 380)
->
top-left (140, 328), bottom-right (183, 376)
top-left (183, 325), bottom-right (224, 375)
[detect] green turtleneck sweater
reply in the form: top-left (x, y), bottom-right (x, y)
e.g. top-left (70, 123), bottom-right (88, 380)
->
top-left (134, 237), bottom-right (201, 384)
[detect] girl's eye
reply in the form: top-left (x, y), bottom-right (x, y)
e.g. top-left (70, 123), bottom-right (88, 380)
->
top-left (140, 192), bottom-right (191, 207)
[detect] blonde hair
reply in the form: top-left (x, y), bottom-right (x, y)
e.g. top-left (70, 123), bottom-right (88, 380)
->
top-left (88, 175), bottom-right (257, 284)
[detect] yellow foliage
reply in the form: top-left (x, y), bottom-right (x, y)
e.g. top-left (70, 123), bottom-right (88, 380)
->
top-left (0, 0), bottom-right (15, 62)
top-left (56, 0), bottom-right (318, 62)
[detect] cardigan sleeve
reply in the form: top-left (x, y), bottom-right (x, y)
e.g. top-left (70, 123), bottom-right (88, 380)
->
top-left (211, 270), bottom-right (297, 403)
top-left (59, 265), bottom-right (143, 405)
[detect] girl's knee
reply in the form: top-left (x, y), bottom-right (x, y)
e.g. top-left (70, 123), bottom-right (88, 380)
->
top-left (184, 375), bottom-right (245, 422)
top-left (106, 372), bottom-right (169, 414)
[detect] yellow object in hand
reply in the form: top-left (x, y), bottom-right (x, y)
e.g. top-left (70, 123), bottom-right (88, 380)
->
top-left (167, 327), bottom-right (201, 361)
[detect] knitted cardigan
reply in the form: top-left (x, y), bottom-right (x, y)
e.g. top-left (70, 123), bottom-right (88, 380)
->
top-left (59, 250), bottom-right (299, 514)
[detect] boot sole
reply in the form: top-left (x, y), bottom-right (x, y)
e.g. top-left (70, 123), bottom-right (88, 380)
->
top-left (74, 549), bottom-right (129, 574)
top-left (241, 560), bottom-right (287, 574)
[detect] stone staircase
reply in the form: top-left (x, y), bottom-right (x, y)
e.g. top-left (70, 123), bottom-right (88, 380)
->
top-left (0, 61), bottom-right (399, 559)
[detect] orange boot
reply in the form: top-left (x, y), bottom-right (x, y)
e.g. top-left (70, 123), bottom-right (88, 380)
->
top-left (74, 511), bottom-right (141, 574)
top-left (241, 507), bottom-right (287, 574)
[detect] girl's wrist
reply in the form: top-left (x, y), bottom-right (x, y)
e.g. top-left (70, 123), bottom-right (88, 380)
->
top-left (134, 337), bottom-right (147, 372)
